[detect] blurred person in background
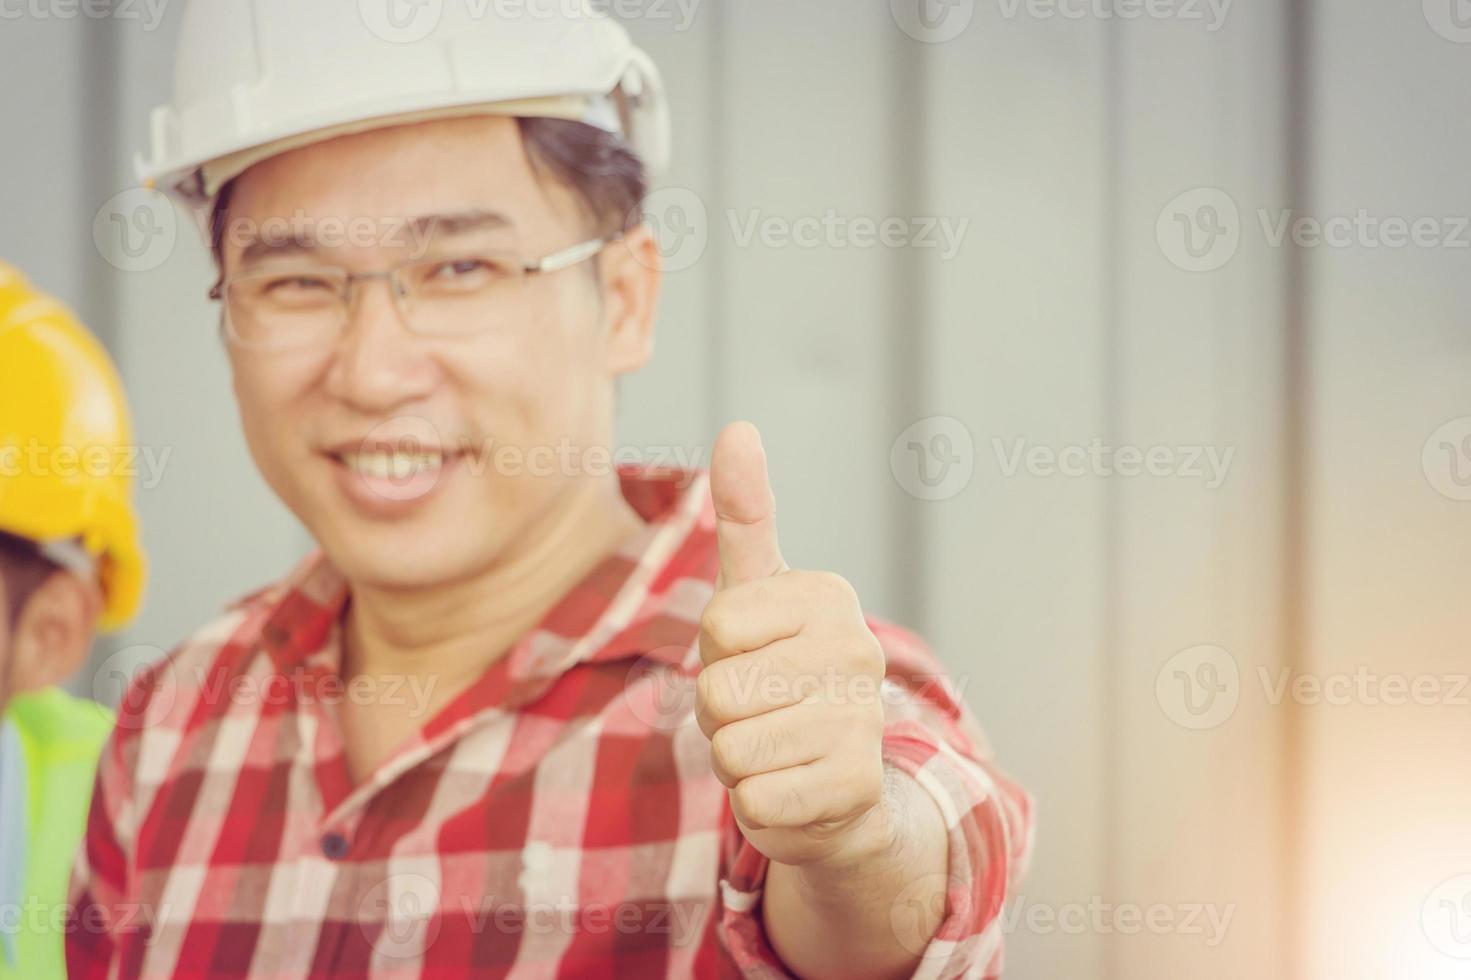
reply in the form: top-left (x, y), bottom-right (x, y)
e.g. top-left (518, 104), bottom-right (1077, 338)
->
top-left (0, 260), bottom-right (147, 979)
top-left (68, 2), bottom-right (1031, 978)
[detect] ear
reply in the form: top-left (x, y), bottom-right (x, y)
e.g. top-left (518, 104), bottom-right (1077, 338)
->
top-left (7, 571), bottom-right (102, 696)
top-left (598, 222), bottom-right (663, 376)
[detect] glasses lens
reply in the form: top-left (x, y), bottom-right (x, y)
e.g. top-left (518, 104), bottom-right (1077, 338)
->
top-left (396, 253), bottom-right (526, 337)
top-left (225, 270), bottom-right (348, 350)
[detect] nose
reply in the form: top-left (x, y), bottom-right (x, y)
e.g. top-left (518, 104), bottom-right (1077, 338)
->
top-left (324, 276), bottom-right (440, 413)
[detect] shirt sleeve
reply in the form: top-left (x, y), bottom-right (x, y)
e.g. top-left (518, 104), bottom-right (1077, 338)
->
top-left (716, 618), bottom-right (1035, 979)
top-left (66, 670), bottom-right (156, 980)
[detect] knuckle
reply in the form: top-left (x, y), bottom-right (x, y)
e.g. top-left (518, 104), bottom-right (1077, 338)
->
top-left (709, 728), bottom-right (745, 780)
top-left (764, 650), bottom-right (801, 695)
top-left (772, 785), bottom-right (804, 826)
top-left (695, 668), bottom-right (726, 721)
top-left (729, 779), bottom-right (754, 819)
top-left (696, 630), bottom-right (719, 669)
top-left (750, 725), bottom-right (789, 770)
top-left (699, 597), bottom-right (734, 646)
top-left (695, 705), bottom-right (721, 742)
top-left (810, 570), bottom-right (858, 606)
top-left (856, 632), bottom-right (887, 675)
top-left (696, 665), bottom-right (739, 725)
top-left (732, 779), bottom-right (771, 826)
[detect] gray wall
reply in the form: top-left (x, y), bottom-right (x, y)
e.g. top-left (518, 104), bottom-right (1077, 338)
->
top-left (2, 1), bottom-right (1468, 977)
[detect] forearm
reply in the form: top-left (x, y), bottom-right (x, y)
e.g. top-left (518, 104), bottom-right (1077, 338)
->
top-left (762, 766), bottom-right (949, 980)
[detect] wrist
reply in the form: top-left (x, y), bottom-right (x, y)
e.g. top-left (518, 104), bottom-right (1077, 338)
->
top-left (792, 766), bottom-right (910, 892)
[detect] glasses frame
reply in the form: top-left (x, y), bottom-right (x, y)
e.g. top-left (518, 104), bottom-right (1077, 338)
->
top-left (209, 236), bottom-right (615, 351)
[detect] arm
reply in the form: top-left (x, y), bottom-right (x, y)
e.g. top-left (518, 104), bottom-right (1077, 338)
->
top-left (707, 614), bottom-right (1032, 980)
top-left (67, 729), bottom-right (130, 979)
top-left (762, 765), bottom-right (949, 980)
top-left (67, 655), bottom-right (169, 979)
top-left (700, 423), bottom-right (1032, 979)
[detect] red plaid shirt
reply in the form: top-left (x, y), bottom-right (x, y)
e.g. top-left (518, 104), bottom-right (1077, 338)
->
top-left (69, 468), bottom-right (1032, 979)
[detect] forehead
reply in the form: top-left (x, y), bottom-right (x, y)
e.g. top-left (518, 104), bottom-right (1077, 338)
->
top-left (222, 115), bottom-right (578, 259)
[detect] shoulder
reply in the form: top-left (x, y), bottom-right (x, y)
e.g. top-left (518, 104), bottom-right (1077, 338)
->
top-left (102, 557), bottom-right (330, 784)
top-left (109, 599), bottom-right (271, 739)
top-left (864, 613), bottom-right (982, 739)
top-left (85, 574), bottom-right (308, 840)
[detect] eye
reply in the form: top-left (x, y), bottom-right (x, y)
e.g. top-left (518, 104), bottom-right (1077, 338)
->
top-left (417, 257), bottom-right (512, 291)
top-left (263, 275), bottom-right (336, 296)
top-left (432, 259), bottom-right (492, 279)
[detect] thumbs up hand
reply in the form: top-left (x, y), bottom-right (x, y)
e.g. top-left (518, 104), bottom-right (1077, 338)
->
top-left (697, 422), bottom-right (890, 869)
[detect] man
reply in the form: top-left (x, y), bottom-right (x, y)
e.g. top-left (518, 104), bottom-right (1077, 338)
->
top-left (0, 261), bottom-right (147, 979)
top-left (71, 2), bottom-right (1030, 977)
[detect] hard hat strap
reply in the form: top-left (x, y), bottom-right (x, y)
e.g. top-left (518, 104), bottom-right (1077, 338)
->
top-left (36, 540), bottom-right (99, 586)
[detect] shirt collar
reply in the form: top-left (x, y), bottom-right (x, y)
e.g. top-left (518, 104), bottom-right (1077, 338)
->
top-left (253, 465), bottom-right (719, 684)
top-left (0, 715), bottom-right (28, 968)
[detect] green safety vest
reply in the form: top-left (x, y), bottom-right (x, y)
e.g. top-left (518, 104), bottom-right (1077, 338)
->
top-left (0, 688), bottom-right (114, 980)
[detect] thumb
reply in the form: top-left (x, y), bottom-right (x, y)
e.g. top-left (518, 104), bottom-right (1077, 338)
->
top-left (710, 421), bottom-right (788, 587)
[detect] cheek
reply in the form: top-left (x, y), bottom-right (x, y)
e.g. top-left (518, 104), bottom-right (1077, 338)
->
top-left (230, 354), bottom-right (321, 459)
top-left (537, 278), bottom-right (611, 401)
top-left (448, 337), bottom-right (566, 446)
top-left (458, 286), bottom-right (605, 433)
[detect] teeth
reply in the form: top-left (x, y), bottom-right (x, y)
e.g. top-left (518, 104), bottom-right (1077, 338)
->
top-left (342, 451), bottom-right (443, 479)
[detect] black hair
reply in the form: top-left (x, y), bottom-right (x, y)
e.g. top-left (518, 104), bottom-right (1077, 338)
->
top-left (206, 117), bottom-right (649, 285)
top-left (0, 530), bottom-right (55, 630)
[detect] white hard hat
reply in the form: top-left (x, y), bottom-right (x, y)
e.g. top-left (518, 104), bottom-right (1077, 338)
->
top-left (137, 0), bottom-right (671, 206)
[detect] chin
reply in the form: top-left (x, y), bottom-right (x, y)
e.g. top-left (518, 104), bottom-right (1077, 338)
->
top-left (327, 532), bottom-right (487, 591)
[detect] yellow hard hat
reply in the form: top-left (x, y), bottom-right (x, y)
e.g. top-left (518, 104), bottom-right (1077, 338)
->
top-left (0, 261), bottom-right (146, 630)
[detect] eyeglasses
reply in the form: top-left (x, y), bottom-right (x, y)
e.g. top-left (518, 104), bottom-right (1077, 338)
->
top-left (210, 237), bottom-right (612, 352)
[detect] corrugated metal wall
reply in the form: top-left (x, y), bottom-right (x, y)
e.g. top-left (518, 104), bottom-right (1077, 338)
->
top-left (4, 2), bottom-right (1469, 976)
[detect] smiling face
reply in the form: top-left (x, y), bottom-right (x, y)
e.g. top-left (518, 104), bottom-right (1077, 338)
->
top-left (219, 115), bottom-right (661, 591)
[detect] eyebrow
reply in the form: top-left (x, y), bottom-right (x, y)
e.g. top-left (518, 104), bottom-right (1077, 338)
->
top-left (234, 209), bottom-right (517, 264)
top-left (409, 210), bottom-right (515, 239)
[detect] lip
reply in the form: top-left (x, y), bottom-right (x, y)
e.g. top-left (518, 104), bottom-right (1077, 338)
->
top-left (324, 445), bottom-right (465, 518)
top-left (323, 437), bottom-right (452, 458)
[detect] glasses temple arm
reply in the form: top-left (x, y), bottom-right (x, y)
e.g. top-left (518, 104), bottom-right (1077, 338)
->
top-left (525, 237), bottom-right (614, 275)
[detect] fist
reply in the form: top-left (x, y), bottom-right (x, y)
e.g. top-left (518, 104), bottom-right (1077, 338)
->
top-left (697, 422), bottom-right (890, 868)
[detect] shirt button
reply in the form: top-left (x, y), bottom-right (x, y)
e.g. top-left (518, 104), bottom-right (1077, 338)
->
top-left (321, 832), bottom-right (351, 860)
